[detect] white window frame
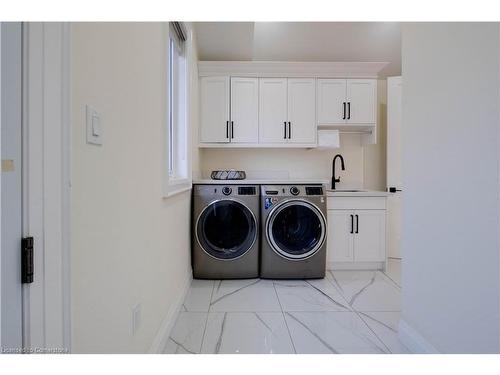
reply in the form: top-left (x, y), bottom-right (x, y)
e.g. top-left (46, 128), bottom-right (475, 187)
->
top-left (164, 22), bottom-right (192, 197)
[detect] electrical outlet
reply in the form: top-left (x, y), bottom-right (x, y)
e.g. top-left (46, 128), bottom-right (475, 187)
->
top-left (131, 304), bottom-right (141, 335)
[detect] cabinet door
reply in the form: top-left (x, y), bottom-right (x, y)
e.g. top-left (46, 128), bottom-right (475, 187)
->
top-left (346, 79), bottom-right (376, 124)
top-left (287, 78), bottom-right (317, 144)
top-left (353, 210), bottom-right (386, 262)
top-left (230, 77), bottom-right (259, 143)
top-left (327, 210), bottom-right (354, 262)
top-left (317, 79), bottom-right (347, 125)
top-left (200, 76), bottom-right (230, 143)
top-left (259, 78), bottom-right (288, 143)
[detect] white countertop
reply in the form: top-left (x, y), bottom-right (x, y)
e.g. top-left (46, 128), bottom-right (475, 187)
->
top-left (192, 180), bottom-right (388, 196)
top-left (193, 179), bottom-right (329, 185)
top-left (327, 189), bottom-right (389, 197)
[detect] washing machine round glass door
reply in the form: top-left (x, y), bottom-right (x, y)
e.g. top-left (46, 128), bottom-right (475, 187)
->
top-left (267, 200), bottom-right (326, 260)
top-left (196, 199), bottom-right (257, 260)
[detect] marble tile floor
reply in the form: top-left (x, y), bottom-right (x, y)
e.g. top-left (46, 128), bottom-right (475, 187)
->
top-left (164, 270), bottom-right (409, 354)
top-left (384, 258), bottom-right (402, 287)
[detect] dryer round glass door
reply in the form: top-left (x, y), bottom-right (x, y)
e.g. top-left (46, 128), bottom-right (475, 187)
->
top-left (267, 200), bottom-right (326, 260)
top-left (196, 200), bottom-right (257, 260)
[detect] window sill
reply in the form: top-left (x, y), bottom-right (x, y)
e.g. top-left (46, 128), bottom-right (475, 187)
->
top-left (163, 182), bottom-right (192, 198)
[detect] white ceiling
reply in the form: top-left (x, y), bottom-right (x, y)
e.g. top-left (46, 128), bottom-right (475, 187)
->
top-left (194, 22), bottom-right (401, 77)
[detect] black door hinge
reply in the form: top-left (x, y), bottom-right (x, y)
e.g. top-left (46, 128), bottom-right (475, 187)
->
top-left (21, 237), bottom-right (34, 284)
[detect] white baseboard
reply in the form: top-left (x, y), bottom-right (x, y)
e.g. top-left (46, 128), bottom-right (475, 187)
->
top-left (398, 319), bottom-right (439, 354)
top-left (327, 261), bottom-right (384, 270)
top-left (148, 270), bottom-right (193, 354)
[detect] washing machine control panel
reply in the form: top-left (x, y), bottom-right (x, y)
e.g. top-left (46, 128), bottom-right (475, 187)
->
top-left (261, 184), bottom-right (325, 198)
top-left (305, 186), bottom-right (324, 195)
top-left (222, 186), bottom-right (232, 196)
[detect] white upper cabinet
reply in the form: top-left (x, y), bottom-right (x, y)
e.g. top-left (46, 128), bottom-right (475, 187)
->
top-left (346, 79), bottom-right (376, 124)
top-left (317, 78), bottom-right (377, 126)
top-left (317, 79), bottom-right (347, 125)
top-left (200, 76), bottom-right (230, 143)
top-left (259, 78), bottom-right (288, 143)
top-left (287, 78), bottom-right (316, 144)
top-left (198, 71), bottom-right (378, 147)
top-left (259, 78), bottom-right (316, 145)
top-left (230, 77), bottom-right (259, 143)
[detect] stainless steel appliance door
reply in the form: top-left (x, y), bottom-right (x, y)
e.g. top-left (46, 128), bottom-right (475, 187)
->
top-left (266, 200), bottom-right (326, 260)
top-left (196, 199), bottom-right (257, 260)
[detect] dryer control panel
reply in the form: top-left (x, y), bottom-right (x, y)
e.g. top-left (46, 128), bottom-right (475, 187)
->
top-left (193, 184), bottom-right (258, 197)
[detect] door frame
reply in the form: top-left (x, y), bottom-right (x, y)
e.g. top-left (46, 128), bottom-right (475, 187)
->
top-left (386, 76), bottom-right (402, 260)
top-left (1, 21), bottom-right (24, 351)
top-left (1, 21), bottom-right (3, 348)
top-left (21, 22), bottom-right (71, 353)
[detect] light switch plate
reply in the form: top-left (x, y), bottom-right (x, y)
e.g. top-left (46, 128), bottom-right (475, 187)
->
top-left (86, 105), bottom-right (102, 145)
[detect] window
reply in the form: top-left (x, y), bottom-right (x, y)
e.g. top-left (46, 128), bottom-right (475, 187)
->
top-left (165, 22), bottom-right (190, 196)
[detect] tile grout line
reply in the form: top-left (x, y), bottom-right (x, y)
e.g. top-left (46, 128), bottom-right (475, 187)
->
top-left (303, 279), bottom-right (351, 311)
top-left (327, 270), bottom-right (346, 296)
top-left (325, 270), bottom-right (354, 311)
top-left (348, 271), bottom-right (392, 353)
top-left (327, 270), bottom-right (393, 354)
top-left (199, 280), bottom-right (216, 354)
top-left (272, 280), bottom-right (298, 354)
top-left (358, 311), bottom-right (399, 333)
top-left (353, 307), bottom-right (392, 354)
top-left (380, 266), bottom-right (402, 289)
top-left (377, 267), bottom-right (401, 289)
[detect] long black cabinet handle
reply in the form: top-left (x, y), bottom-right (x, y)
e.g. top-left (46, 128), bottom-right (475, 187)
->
top-left (226, 121), bottom-right (229, 139)
top-left (284, 121), bottom-right (287, 139)
top-left (288, 122), bottom-right (291, 139)
top-left (231, 121), bottom-right (234, 139)
top-left (355, 214), bottom-right (359, 233)
top-left (347, 102), bottom-right (351, 120)
top-left (343, 102), bottom-right (346, 120)
top-left (350, 215), bottom-right (354, 234)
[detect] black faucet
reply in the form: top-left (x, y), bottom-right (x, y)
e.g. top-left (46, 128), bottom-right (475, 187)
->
top-left (331, 154), bottom-right (345, 190)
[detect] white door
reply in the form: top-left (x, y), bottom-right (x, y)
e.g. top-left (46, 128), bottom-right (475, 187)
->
top-left (259, 78), bottom-right (288, 143)
top-left (327, 210), bottom-right (354, 262)
top-left (200, 76), bottom-right (230, 143)
top-left (287, 78), bottom-right (316, 144)
top-left (353, 210), bottom-right (386, 262)
top-left (346, 79), bottom-right (376, 124)
top-left (317, 79), bottom-right (347, 125)
top-left (387, 76), bottom-right (402, 259)
top-left (1, 22), bottom-right (23, 349)
top-left (230, 77), bottom-right (258, 143)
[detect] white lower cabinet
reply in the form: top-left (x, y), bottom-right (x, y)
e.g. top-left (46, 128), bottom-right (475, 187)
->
top-left (353, 210), bottom-right (386, 262)
top-left (327, 210), bottom-right (354, 262)
top-left (327, 197), bottom-right (386, 266)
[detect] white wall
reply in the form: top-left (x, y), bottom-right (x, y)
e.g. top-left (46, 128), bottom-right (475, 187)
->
top-left (0, 22), bottom-right (3, 346)
top-left (199, 80), bottom-right (387, 190)
top-left (401, 23), bottom-right (500, 353)
top-left (71, 23), bottom-right (197, 353)
top-left (200, 134), bottom-right (364, 186)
